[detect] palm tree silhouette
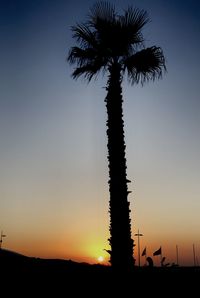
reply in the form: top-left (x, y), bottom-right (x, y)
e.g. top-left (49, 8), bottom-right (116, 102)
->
top-left (68, 1), bottom-right (166, 270)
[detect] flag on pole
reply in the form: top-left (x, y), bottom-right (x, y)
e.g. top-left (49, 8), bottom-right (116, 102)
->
top-left (153, 246), bottom-right (162, 256)
top-left (141, 247), bottom-right (146, 256)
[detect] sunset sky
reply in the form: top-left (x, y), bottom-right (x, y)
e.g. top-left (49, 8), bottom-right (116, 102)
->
top-left (0, 0), bottom-right (200, 266)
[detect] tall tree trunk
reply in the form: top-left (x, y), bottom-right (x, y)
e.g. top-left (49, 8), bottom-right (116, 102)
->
top-left (105, 62), bottom-right (134, 270)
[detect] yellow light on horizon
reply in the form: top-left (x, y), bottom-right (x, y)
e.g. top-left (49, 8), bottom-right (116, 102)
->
top-left (97, 256), bottom-right (104, 263)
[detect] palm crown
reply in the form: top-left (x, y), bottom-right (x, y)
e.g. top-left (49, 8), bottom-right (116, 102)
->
top-left (68, 1), bottom-right (166, 84)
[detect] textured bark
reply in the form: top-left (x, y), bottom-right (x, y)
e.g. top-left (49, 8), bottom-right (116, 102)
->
top-left (105, 63), bottom-right (134, 270)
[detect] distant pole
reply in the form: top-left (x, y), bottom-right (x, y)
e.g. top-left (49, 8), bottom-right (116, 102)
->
top-left (160, 246), bottom-right (163, 267)
top-left (193, 244), bottom-right (196, 267)
top-left (0, 231), bottom-right (6, 249)
top-left (134, 229), bottom-right (143, 267)
top-left (176, 245), bottom-right (179, 266)
top-left (144, 248), bottom-right (147, 266)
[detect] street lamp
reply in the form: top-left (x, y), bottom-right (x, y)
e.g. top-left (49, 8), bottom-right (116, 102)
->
top-left (134, 229), bottom-right (143, 267)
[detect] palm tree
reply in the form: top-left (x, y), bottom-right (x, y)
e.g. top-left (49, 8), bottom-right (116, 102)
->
top-left (68, 1), bottom-right (166, 270)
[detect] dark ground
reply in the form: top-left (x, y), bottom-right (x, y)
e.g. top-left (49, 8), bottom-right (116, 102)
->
top-left (1, 249), bottom-right (199, 296)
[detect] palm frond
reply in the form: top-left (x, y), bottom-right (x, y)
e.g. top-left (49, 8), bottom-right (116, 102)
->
top-left (71, 23), bottom-right (97, 49)
top-left (118, 7), bottom-right (149, 46)
top-left (122, 7), bottom-right (149, 32)
top-left (124, 46), bottom-right (166, 85)
top-left (71, 58), bottom-right (107, 81)
top-left (68, 47), bottom-right (96, 66)
top-left (88, 1), bottom-right (116, 26)
top-left (87, 4), bottom-right (149, 58)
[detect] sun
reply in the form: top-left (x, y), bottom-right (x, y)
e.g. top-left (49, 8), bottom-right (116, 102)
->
top-left (97, 256), bottom-right (104, 263)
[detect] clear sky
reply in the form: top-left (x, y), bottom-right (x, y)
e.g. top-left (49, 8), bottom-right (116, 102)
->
top-left (0, 0), bottom-right (200, 266)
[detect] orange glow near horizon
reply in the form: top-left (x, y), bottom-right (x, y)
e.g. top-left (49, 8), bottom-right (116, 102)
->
top-left (3, 224), bottom-right (199, 267)
top-left (2, 227), bottom-right (111, 265)
top-left (2, 196), bottom-right (199, 267)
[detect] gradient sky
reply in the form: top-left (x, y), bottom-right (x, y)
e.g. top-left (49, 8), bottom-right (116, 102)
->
top-left (0, 0), bottom-right (200, 266)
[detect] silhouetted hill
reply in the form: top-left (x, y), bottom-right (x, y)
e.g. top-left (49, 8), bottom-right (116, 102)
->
top-left (0, 248), bottom-right (107, 275)
top-left (0, 248), bottom-right (30, 259)
top-left (1, 248), bottom-right (199, 296)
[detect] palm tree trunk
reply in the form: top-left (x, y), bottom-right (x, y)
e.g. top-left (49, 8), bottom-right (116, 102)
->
top-left (105, 62), bottom-right (134, 270)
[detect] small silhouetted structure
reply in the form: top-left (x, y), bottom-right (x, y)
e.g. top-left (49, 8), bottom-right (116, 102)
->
top-left (0, 231), bottom-right (6, 249)
top-left (146, 256), bottom-right (154, 267)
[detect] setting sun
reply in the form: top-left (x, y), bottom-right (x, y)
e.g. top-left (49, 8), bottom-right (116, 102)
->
top-left (97, 256), bottom-right (104, 263)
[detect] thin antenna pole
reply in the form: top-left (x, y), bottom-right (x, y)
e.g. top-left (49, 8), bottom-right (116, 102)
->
top-left (176, 245), bottom-right (179, 266)
top-left (134, 229), bottom-right (143, 267)
top-left (145, 248), bottom-right (147, 266)
top-left (193, 244), bottom-right (196, 267)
